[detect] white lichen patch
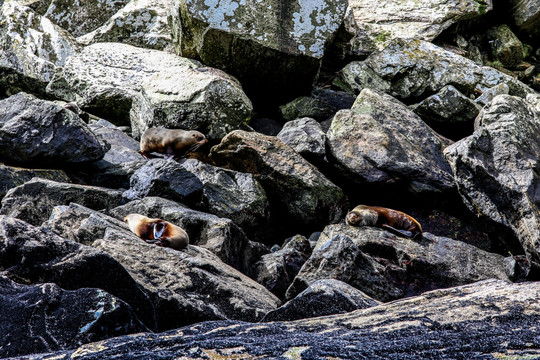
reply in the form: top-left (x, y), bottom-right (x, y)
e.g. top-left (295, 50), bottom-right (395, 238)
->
top-left (196, 0), bottom-right (240, 29)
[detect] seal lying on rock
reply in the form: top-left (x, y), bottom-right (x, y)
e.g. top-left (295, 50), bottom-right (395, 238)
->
top-left (345, 205), bottom-right (423, 240)
top-left (124, 214), bottom-right (189, 250)
top-left (140, 127), bottom-right (208, 159)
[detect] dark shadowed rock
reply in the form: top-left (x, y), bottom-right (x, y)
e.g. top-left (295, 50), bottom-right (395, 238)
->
top-left (0, 165), bottom-right (70, 200)
top-left (486, 24), bottom-right (524, 68)
top-left (0, 93), bottom-right (109, 167)
top-left (279, 89), bottom-right (355, 122)
top-left (20, 280), bottom-right (540, 360)
top-left (261, 279), bottom-right (380, 322)
top-left (0, 178), bottom-right (124, 226)
top-left (0, 215), bottom-right (157, 331)
top-left (210, 130), bottom-right (347, 237)
top-left (0, 275), bottom-right (148, 358)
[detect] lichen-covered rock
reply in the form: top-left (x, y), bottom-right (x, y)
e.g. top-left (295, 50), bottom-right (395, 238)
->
top-left (444, 95), bottom-right (540, 270)
top-left (0, 164), bottom-right (70, 200)
top-left (46, 42), bottom-right (252, 133)
top-left (77, 0), bottom-right (174, 51)
top-left (0, 275), bottom-right (148, 358)
top-left (109, 196), bottom-right (269, 275)
top-left (327, 89), bottom-right (455, 195)
top-left (0, 178), bottom-right (123, 226)
top-left (170, 0), bottom-right (347, 103)
top-left (333, 61), bottom-right (391, 95)
top-left (0, 2), bottom-right (79, 96)
top-left (349, 0), bottom-right (492, 53)
top-left (486, 24), bottom-right (524, 68)
top-left (508, 0), bottom-right (540, 38)
top-left (24, 280), bottom-right (540, 360)
top-left (286, 224), bottom-right (515, 301)
top-left (277, 118), bottom-right (327, 164)
top-left (262, 279), bottom-right (380, 322)
top-left (0, 215), bottom-right (157, 331)
top-left (95, 227), bottom-right (280, 330)
top-left (180, 158), bottom-right (271, 243)
top-left (210, 130), bottom-right (348, 237)
top-left (0, 92), bottom-right (109, 167)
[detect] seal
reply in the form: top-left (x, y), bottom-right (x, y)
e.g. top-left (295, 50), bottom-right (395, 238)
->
top-left (123, 213), bottom-right (189, 250)
top-left (345, 205), bottom-right (423, 239)
top-left (140, 127), bottom-right (208, 159)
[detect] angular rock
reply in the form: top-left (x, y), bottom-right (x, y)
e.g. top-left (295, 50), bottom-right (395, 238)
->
top-left (261, 279), bottom-right (380, 322)
top-left (333, 61), bottom-right (391, 95)
top-left (25, 280), bottom-right (540, 360)
top-left (0, 164), bottom-right (70, 200)
top-left (277, 118), bottom-right (327, 164)
top-left (210, 130), bottom-right (348, 237)
top-left (286, 224), bottom-right (514, 301)
top-left (77, 0), bottom-right (174, 51)
top-left (122, 158), bottom-right (203, 207)
top-left (180, 158), bottom-right (271, 243)
top-left (109, 196), bottom-right (269, 275)
top-left (0, 275), bottom-right (148, 358)
top-left (474, 83), bottom-right (509, 107)
top-left (444, 95), bottom-right (540, 269)
top-left (0, 2), bottom-right (79, 96)
top-left (279, 89), bottom-right (355, 122)
top-left (83, 160), bottom-right (147, 190)
top-left (170, 0), bottom-right (347, 104)
top-left (486, 24), bottom-right (524, 68)
top-left (508, 0), bottom-right (540, 38)
top-left (46, 42), bottom-right (252, 134)
top-left (0, 215), bottom-right (157, 330)
top-left (327, 89), bottom-right (455, 195)
top-left (348, 0), bottom-right (492, 52)
top-left (95, 227), bottom-right (280, 330)
top-left (339, 39), bottom-right (534, 100)
top-left (0, 93), bottom-right (109, 167)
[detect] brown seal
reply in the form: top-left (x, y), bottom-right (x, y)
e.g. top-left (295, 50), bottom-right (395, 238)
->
top-left (345, 205), bottom-right (423, 239)
top-left (139, 127), bottom-right (208, 159)
top-left (123, 214), bottom-right (189, 250)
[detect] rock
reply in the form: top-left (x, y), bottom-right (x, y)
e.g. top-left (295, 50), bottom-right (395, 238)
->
top-left (24, 280), bottom-right (540, 359)
top-left (0, 93), bottom-right (109, 167)
top-left (444, 95), bottom-right (540, 270)
top-left (486, 24), bottom-right (524, 68)
top-left (248, 117), bottom-right (282, 136)
top-left (180, 158), bottom-right (271, 244)
top-left (109, 196), bottom-right (269, 275)
top-left (0, 177), bottom-right (124, 226)
top-left (0, 2), bottom-right (79, 96)
top-left (87, 120), bottom-right (145, 165)
top-left (286, 224), bottom-right (515, 302)
top-left (474, 83), bottom-right (510, 107)
top-left (26, 0), bottom-right (130, 37)
top-left (252, 234), bottom-right (311, 298)
top-left (261, 279), bottom-right (380, 322)
top-left (410, 85), bottom-right (482, 140)
top-left (170, 0), bottom-right (347, 104)
top-left (46, 42), bottom-right (252, 135)
top-left (0, 275), bottom-right (148, 358)
top-left (77, 0), bottom-right (174, 51)
top-left (338, 39), bottom-right (534, 100)
top-left (83, 160), bottom-right (147, 189)
top-left (279, 89), bottom-right (355, 122)
top-left (348, 0), bottom-right (492, 53)
top-left (0, 215), bottom-right (157, 331)
top-left (122, 158), bottom-right (203, 207)
top-left (276, 118), bottom-right (327, 164)
top-left (95, 227), bottom-right (280, 330)
top-left (508, 0), bottom-right (540, 39)
top-left (0, 164), bottom-right (70, 200)
top-left (210, 130), bottom-right (347, 237)
top-left (333, 61), bottom-right (391, 95)
top-left (326, 89), bottom-right (455, 196)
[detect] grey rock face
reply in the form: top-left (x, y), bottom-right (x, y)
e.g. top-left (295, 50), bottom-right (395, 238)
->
top-left (508, 0), bottom-right (540, 38)
top-left (262, 279), bottom-right (380, 322)
top-left (279, 89), bottom-right (355, 122)
top-left (23, 280), bottom-right (540, 360)
top-left (0, 178), bottom-right (124, 226)
top-left (0, 164), bottom-right (70, 200)
top-left (210, 130), bottom-right (348, 237)
top-left (487, 24), bottom-right (524, 68)
top-left (277, 118), bottom-right (327, 164)
top-left (0, 93), bottom-right (109, 167)
top-left (286, 225), bottom-right (514, 301)
top-left (445, 95), bottom-right (540, 269)
top-left (0, 275), bottom-right (148, 358)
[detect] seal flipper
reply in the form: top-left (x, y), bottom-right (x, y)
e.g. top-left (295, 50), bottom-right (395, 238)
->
top-left (381, 224), bottom-right (413, 238)
top-left (153, 221), bottom-right (167, 239)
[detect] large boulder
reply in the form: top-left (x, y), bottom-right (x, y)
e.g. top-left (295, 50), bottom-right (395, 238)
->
top-left (210, 130), bottom-right (348, 237)
top-left (25, 280), bottom-right (540, 359)
top-left (0, 275), bottom-right (148, 358)
top-left (170, 0), bottom-right (347, 104)
top-left (349, 0), bottom-right (492, 52)
top-left (508, 0), bottom-right (540, 39)
top-left (0, 93), bottom-right (109, 167)
top-left (46, 42), bottom-right (252, 137)
top-left (286, 224), bottom-right (515, 301)
top-left (444, 95), bottom-right (540, 270)
top-left (0, 2), bottom-right (79, 96)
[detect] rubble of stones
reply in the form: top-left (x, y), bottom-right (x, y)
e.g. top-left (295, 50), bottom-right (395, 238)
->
top-left (1, 0), bottom-right (540, 358)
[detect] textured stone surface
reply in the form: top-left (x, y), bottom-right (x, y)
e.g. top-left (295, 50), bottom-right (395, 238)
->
top-left (0, 164), bottom-right (70, 200)
top-left (277, 118), bottom-right (327, 164)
